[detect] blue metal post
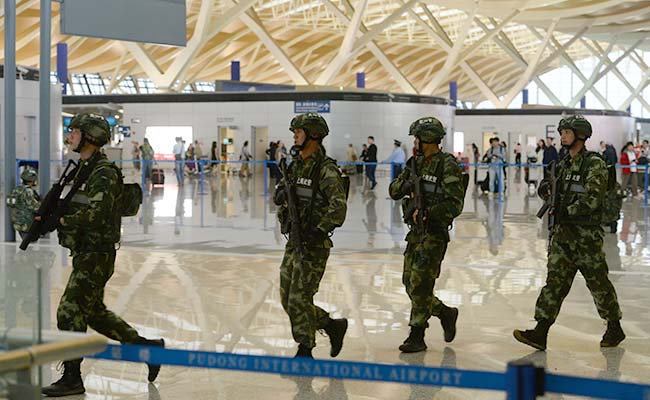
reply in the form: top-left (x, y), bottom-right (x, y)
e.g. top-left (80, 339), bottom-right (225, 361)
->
top-left (141, 160), bottom-right (147, 197)
top-left (263, 160), bottom-right (269, 197)
top-left (506, 362), bottom-right (539, 400)
top-left (580, 96), bottom-right (586, 109)
top-left (356, 72), bottom-right (365, 89)
top-left (522, 89), bottom-right (529, 105)
top-left (449, 81), bottom-right (458, 107)
top-left (498, 163), bottom-right (504, 203)
top-left (199, 160), bottom-right (206, 195)
top-left (231, 61), bottom-right (240, 81)
top-left (4, 0), bottom-right (17, 242)
top-left (56, 43), bottom-right (68, 95)
top-left (643, 164), bottom-right (650, 207)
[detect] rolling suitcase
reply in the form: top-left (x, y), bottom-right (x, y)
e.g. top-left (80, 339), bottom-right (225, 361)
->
top-left (152, 168), bottom-right (165, 185)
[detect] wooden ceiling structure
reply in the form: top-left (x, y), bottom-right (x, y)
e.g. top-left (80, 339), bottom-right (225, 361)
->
top-left (2, 0), bottom-right (650, 107)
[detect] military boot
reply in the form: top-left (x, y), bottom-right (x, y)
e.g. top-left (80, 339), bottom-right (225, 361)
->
top-left (41, 360), bottom-right (85, 397)
top-left (294, 344), bottom-right (313, 358)
top-left (399, 326), bottom-right (427, 353)
top-left (439, 306), bottom-right (459, 343)
top-left (134, 336), bottom-right (165, 382)
top-left (513, 321), bottom-right (551, 351)
top-left (601, 321), bottom-right (625, 348)
top-left (323, 318), bottom-right (348, 357)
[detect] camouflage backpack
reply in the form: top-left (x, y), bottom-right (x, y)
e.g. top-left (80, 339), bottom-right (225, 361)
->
top-left (94, 159), bottom-right (143, 217)
top-left (580, 152), bottom-right (624, 225)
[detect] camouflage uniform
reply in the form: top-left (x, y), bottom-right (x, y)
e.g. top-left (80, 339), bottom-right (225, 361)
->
top-left (389, 151), bottom-right (465, 328)
top-left (534, 150), bottom-right (622, 323)
top-left (277, 148), bottom-right (347, 348)
top-left (56, 151), bottom-right (139, 341)
top-left (6, 185), bottom-right (40, 234)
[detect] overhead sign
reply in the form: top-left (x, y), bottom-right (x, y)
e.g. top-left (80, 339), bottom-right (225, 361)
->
top-left (61, 0), bottom-right (187, 47)
top-left (294, 101), bottom-right (331, 114)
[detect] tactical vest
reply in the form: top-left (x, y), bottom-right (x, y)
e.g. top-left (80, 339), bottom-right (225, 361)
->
top-left (558, 152), bottom-right (606, 226)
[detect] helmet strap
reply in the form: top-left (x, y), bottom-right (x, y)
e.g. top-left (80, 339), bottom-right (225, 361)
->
top-left (72, 133), bottom-right (86, 153)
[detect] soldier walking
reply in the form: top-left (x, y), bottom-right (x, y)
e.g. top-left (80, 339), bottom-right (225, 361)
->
top-left (389, 117), bottom-right (466, 353)
top-left (514, 115), bottom-right (625, 350)
top-left (41, 114), bottom-right (164, 397)
top-left (273, 113), bottom-right (348, 358)
top-left (6, 167), bottom-right (40, 239)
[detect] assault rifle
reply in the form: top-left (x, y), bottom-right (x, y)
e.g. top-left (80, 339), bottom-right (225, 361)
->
top-left (403, 156), bottom-right (427, 228)
top-left (278, 157), bottom-right (304, 255)
top-left (20, 160), bottom-right (84, 251)
top-left (536, 157), bottom-right (561, 250)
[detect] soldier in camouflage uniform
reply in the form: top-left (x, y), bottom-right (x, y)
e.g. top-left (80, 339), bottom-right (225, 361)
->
top-left (6, 167), bottom-right (40, 238)
top-left (514, 115), bottom-right (625, 351)
top-left (42, 114), bottom-right (164, 397)
top-left (389, 117), bottom-right (465, 353)
top-left (273, 113), bottom-right (349, 358)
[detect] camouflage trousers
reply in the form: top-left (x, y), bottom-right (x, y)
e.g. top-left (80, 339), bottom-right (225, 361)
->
top-left (280, 246), bottom-right (331, 348)
top-left (403, 234), bottom-right (450, 328)
top-left (57, 250), bottom-right (139, 345)
top-left (535, 225), bottom-right (622, 323)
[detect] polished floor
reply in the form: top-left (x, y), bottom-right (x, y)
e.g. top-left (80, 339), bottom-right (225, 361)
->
top-left (2, 166), bottom-right (650, 399)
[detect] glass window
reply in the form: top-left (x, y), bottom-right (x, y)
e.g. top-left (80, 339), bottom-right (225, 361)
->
top-left (119, 77), bottom-right (138, 94)
top-left (71, 74), bottom-right (90, 95)
top-left (137, 78), bottom-right (157, 94)
top-left (195, 82), bottom-right (215, 92)
top-left (85, 73), bottom-right (106, 94)
top-left (50, 71), bottom-right (58, 85)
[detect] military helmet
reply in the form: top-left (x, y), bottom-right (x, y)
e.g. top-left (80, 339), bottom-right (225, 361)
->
top-left (408, 117), bottom-right (446, 143)
top-left (299, 112), bottom-right (329, 139)
top-left (557, 117), bottom-right (571, 133)
top-left (568, 115), bottom-right (592, 138)
top-left (20, 167), bottom-right (38, 183)
top-left (289, 115), bottom-right (304, 132)
top-left (69, 113), bottom-right (111, 146)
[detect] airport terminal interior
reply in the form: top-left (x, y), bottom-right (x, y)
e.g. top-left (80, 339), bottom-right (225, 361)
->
top-left (2, 1), bottom-right (650, 399)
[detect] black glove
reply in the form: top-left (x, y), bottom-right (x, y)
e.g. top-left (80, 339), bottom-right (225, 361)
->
top-left (273, 184), bottom-right (288, 206)
top-left (401, 180), bottom-right (414, 194)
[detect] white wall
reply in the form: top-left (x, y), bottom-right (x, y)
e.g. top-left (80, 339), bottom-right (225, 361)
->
top-left (456, 112), bottom-right (635, 158)
top-left (0, 79), bottom-right (63, 184)
top-left (120, 100), bottom-right (454, 163)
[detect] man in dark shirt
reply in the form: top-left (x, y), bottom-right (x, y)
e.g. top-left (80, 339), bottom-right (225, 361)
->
top-left (600, 141), bottom-right (618, 166)
top-left (365, 136), bottom-right (378, 189)
top-left (542, 137), bottom-right (558, 165)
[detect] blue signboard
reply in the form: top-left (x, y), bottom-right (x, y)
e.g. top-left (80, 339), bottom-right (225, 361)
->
top-left (64, 116), bottom-right (117, 127)
top-left (294, 100), bottom-right (331, 113)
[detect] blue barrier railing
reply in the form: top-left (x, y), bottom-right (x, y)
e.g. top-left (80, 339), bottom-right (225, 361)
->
top-left (13, 158), bottom-right (650, 207)
top-left (89, 343), bottom-right (650, 400)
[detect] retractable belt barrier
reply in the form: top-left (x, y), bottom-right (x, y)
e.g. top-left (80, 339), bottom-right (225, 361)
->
top-left (15, 159), bottom-right (650, 206)
top-left (89, 344), bottom-right (650, 400)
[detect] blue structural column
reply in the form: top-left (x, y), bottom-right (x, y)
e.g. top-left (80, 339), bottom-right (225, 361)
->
top-left (39, 0), bottom-right (52, 200)
top-left (626, 105), bottom-right (632, 114)
top-left (231, 61), bottom-right (240, 81)
top-left (4, 0), bottom-right (17, 242)
top-left (522, 89), bottom-right (529, 106)
top-left (449, 81), bottom-right (458, 107)
top-left (356, 72), bottom-right (365, 89)
top-left (56, 43), bottom-right (68, 94)
top-left (580, 96), bottom-right (586, 109)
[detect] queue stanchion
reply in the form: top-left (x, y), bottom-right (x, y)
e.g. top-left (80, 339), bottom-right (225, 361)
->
top-left (506, 361), bottom-right (543, 400)
top-left (643, 164), bottom-right (650, 207)
top-left (263, 160), bottom-right (268, 197)
top-left (199, 160), bottom-right (207, 195)
top-left (142, 160), bottom-right (148, 197)
top-left (498, 163), bottom-right (504, 203)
